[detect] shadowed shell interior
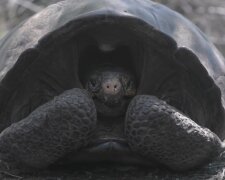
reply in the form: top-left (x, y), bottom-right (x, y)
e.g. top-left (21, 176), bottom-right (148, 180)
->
top-left (0, 14), bottom-right (224, 139)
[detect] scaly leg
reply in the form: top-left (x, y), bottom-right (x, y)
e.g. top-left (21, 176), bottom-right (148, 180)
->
top-left (0, 88), bottom-right (97, 168)
top-left (125, 95), bottom-right (224, 171)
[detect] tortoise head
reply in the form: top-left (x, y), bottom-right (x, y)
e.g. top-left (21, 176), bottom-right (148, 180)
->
top-left (85, 65), bottom-right (136, 117)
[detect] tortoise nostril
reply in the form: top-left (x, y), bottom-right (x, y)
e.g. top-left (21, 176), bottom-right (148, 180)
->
top-left (102, 80), bottom-right (122, 95)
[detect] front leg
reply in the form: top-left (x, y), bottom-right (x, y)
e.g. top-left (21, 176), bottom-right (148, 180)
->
top-left (0, 88), bottom-right (96, 168)
top-left (125, 95), bottom-right (224, 171)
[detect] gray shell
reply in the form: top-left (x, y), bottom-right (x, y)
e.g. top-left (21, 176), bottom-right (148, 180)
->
top-left (0, 0), bottom-right (224, 108)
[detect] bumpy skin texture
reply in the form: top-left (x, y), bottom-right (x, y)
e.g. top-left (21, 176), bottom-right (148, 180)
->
top-left (0, 88), bottom-right (97, 168)
top-left (125, 95), bottom-right (223, 171)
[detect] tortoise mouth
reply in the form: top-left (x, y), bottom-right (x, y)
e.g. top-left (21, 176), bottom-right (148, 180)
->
top-left (93, 98), bottom-right (131, 117)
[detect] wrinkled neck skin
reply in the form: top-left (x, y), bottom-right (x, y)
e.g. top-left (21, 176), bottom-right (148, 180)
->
top-left (84, 65), bottom-right (137, 118)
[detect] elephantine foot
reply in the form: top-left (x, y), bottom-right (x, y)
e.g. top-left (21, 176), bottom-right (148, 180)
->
top-left (125, 95), bottom-right (224, 171)
top-left (0, 88), bottom-right (97, 168)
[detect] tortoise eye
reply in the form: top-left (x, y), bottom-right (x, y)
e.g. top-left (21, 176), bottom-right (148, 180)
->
top-left (127, 80), bottom-right (132, 89)
top-left (88, 78), bottom-right (100, 93)
top-left (125, 79), bottom-right (134, 90)
top-left (90, 79), bottom-right (97, 87)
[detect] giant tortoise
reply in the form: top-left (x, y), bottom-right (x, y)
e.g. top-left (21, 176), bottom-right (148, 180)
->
top-left (0, 0), bottom-right (225, 179)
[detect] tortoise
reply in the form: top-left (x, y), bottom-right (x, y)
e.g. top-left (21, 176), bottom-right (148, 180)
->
top-left (0, 0), bottom-right (225, 178)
